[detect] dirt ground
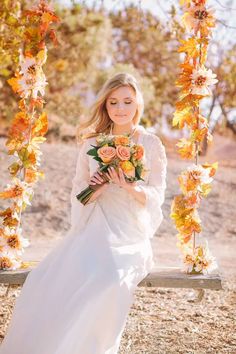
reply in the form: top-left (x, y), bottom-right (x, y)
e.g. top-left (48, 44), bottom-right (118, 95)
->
top-left (0, 133), bottom-right (235, 353)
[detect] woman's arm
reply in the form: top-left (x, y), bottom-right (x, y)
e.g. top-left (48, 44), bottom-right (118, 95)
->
top-left (86, 182), bottom-right (109, 204)
top-left (126, 134), bottom-right (168, 238)
top-left (123, 184), bottom-right (146, 206)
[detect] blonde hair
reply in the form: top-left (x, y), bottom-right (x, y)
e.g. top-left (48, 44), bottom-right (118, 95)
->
top-left (76, 72), bottom-right (144, 143)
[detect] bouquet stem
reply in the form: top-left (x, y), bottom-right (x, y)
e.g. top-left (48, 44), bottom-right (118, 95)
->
top-left (76, 172), bottom-right (109, 205)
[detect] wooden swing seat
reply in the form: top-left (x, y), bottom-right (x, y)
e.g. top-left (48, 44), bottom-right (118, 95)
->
top-left (0, 264), bottom-right (223, 303)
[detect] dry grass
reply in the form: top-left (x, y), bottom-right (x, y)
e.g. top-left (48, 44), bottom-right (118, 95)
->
top-left (0, 134), bottom-right (236, 353)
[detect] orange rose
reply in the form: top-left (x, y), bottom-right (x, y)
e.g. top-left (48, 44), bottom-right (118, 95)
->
top-left (119, 161), bottom-right (135, 178)
top-left (97, 146), bottom-right (116, 163)
top-left (116, 145), bottom-right (131, 161)
top-left (114, 136), bottom-right (130, 146)
top-left (133, 145), bottom-right (144, 160)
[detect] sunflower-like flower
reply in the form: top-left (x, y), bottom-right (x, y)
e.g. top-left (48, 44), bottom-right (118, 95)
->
top-left (190, 66), bottom-right (218, 96)
top-left (178, 163), bottom-right (214, 203)
top-left (0, 177), bottom-right (34, 208)
top-left (0, 251), bottom-right (21, 270)
top-left (8, 49), bottom-right (48, 99)
top-left (18, 68), bottom-right (47, 99)
top-left (179, 240), bottom-right (218, 274)
top-left (0, 226), bottom-right (30, 255)
top-left (183, 5), bottom-right (215, 33)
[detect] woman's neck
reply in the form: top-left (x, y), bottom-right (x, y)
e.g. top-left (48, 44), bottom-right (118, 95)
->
top-left (111, 122), bottom-right (136, 135)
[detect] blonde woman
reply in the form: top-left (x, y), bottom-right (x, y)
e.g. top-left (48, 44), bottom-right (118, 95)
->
top-left (0, 73), bottom-right (167, 354)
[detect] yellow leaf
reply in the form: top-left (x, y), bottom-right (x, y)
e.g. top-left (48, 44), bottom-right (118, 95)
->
top-left (8, 162), bottom-right (21, 176)
top-left (180, 0), bottom-right (191, 5)
top-left (176, 138), bottom-right (196, 159)
top-left (202, 162), bottom-right (218, 177)
top-left (178, 38), bottom-right (199, 58)
top-left (31, 112), bottom-right (48, 137)
top-left (172, 108), bottom-right (193, 129)
top-left (201, 184), bottom-right (212, 197)
top-left (20, 261), bottom-right (38, 269)
top-left (7, 75), bottom-right (22, 94)
top-left (36, 48), bottom-right (47, 66)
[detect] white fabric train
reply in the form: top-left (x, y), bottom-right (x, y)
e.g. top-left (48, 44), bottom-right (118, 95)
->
top-left (0, 125), bottom-right (167, 354)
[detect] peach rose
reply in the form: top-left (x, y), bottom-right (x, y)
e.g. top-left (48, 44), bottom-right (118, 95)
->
top-left (97, 145), bottom-right (116, 163)
top-left (119, 161), bottom-right (135, 178)
top-left (116, 145), bottom-right (131, 161)
top-left (114, 136), bottom-right (130, 146)
top-left (133, 145), bottom-right (144, 160)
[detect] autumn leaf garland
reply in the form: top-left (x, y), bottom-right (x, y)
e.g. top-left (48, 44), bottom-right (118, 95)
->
top-left (0, 1), bottom-right (59, 270)
top-left (170, 0), bottom-right (219, 274)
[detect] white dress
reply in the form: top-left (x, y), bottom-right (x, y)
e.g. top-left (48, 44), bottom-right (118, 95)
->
top-left (0, 125), bottom-right (167, 354)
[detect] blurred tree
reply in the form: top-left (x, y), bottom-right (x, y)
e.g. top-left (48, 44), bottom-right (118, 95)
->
top-left (110, 5), bottom-right (180, 125)
top-left (1, 1), bottom-right (235, 140)
top-left (0, 0), bottom-right (26, 132)
top-left (44, 4), bottom-right (113, 127)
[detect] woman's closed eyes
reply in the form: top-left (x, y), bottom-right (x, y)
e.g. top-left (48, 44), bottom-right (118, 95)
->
top-left (110, 101), bottom-right (132, 105)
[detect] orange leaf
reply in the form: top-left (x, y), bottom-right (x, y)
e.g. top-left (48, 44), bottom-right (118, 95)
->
top-left (25, 169), bottom-right (37, 184)
top-left (7, 74), bottom-right (22, 94)
top-left (0, 207), bottom-right (19, 227)
top-left (9, 112), bottom-right (30, 139)
top-left (0, 185), bottom-right (23, 199)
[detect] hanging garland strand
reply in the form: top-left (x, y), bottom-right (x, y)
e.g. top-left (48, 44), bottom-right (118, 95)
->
top-left (170, 0), bottom-right (219, 274)
top-left (0, 0), bottom-right (60, 270)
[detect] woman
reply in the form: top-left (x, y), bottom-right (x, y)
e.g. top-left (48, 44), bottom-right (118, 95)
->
top-left (0, 72), bottom-right (167, 354)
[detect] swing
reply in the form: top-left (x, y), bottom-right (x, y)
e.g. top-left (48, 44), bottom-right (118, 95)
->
top-left (0, 262), bottom-right (223, 303)
top-left (0, 1), bottom-right (223, 306)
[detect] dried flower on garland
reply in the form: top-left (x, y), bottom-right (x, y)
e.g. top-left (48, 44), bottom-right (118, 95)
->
top-left (0, 0), bottom-right (59, 270)
top-left (170, 0), bottom-right (219, 274)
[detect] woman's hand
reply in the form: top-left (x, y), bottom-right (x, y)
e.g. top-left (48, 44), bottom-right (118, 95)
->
top-left (87, 170), bottom-right (109, 204)
top-left (89, 169), bottom-right (107, 186)
top-left (105, 166), bottom-right (137, 190)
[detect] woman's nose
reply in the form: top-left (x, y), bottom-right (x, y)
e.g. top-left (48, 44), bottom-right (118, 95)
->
top-left (116, 103), bottom-right (125, 110)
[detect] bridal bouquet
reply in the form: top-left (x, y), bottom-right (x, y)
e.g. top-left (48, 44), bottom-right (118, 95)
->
top-left (76, 133), bottom-right (148, 205)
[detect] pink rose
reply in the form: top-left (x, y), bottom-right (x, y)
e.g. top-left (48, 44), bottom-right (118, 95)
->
top-left (97, 146), bottom-right (116, 163)
top-left (116, 145), bottom-right (131, 161)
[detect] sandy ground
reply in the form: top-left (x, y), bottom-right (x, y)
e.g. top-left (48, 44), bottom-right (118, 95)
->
top-left (0, 133), bottom-right (235, 353)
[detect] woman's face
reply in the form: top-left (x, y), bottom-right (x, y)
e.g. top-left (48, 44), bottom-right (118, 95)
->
top-left (105, 85), bottom-right (138, 126)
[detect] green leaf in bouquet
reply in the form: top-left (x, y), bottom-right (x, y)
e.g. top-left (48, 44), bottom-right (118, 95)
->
top-left (93, 156), bottom-right (102, 162)
top-left (135, 165), bottom-right (142, 179)
top-left (87, 147), bottom-right (98, 156)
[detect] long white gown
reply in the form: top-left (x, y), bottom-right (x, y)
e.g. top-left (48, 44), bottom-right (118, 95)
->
top-left (0, 125), bottom-right (167, 354)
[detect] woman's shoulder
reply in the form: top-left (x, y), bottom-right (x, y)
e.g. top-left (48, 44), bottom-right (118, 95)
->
top-left (77, 135), bottom-right (96, 147)
top-left (139, 126), bottom-right (164, 148)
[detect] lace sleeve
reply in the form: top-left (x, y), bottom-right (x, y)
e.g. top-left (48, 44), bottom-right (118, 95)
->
top-left (69, 139), bottom-right (96, 235)
top-left (134, 135), bottom-right (168, 238)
